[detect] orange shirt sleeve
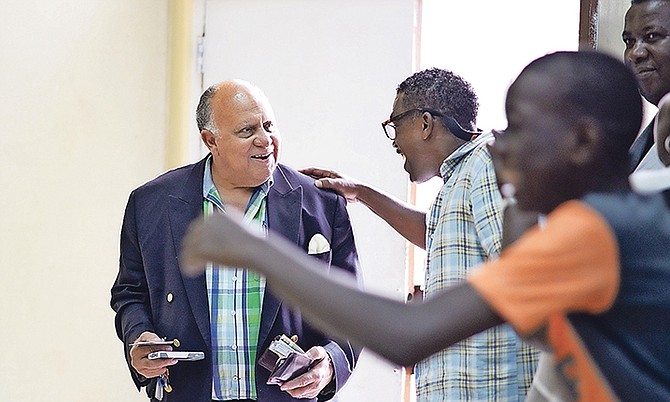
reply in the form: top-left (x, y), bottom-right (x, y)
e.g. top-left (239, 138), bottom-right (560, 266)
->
top-left (468, 200), bottom-right (620, 336)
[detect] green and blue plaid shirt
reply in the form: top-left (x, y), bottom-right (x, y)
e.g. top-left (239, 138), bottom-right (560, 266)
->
top-left (203, 156), bottom-right (271, 400)
top-left (416, 132), bottom-right (538, 401)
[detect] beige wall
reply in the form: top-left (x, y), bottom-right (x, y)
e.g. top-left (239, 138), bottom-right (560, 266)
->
top-left (596, 0), bottom-right (630, 58)
top-left (0, 1), bottom-right (167, 400)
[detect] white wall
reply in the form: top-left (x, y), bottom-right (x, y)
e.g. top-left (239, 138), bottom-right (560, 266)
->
top-left (0, 0), bottom-right (413, 400)
top-left (198, 1), bottom-right (415, 400)
top-left (421, 0), bottom-right (580, 132)
top-left (596, 0), bottom-right (630, 58)
top-left (0, 1), bottom-right (167, 401)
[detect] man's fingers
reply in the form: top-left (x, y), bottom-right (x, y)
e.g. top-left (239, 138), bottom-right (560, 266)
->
top-left (134, 358), bottom-right (178, 378)
top-left (130, 332), bottom-right (179, 378)
top-left (304, 345), bottom-right (327, 360)
top-left (280, 372), bottom-right (321, 399)
top-left (280, 346), bottom-right (332, 398)
top-left (299, 166), bottom-right (329, 178)
top-left (314, 178), bottom-right (335, 189)
top-left (300, 167), bottom-right (342, 180)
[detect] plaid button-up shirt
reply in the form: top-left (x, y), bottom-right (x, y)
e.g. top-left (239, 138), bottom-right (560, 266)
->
top-left (203, 156), bottom-right (271, 400)
top-left (415, 132), bottom-right (538, 401)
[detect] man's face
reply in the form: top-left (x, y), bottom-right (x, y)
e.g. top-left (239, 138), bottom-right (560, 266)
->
top-left (388, 94), bottom-right (435, 183)
top-left (494, 72), bottom-right (574, 214)
top-left (623, 0), bottom-right (670, 106)
top-left (205, 83), bottom-right (280, 189)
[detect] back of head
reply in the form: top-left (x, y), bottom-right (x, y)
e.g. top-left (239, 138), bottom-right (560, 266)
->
top-left (397, 68), bottom-right (479, 130)
top-left (519, 51), bottom-right (643, 172)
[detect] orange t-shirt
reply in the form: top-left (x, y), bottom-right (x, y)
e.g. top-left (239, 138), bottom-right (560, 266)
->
top-left (469, 200), bottom-right (620, 402)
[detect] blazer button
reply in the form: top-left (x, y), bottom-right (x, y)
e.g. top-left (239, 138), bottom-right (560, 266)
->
top-left (173, 338), bottom-right (181, 348)
top-left (166, 293), bottom-right (174, 303)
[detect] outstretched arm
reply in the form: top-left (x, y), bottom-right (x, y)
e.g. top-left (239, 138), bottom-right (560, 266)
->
top-left (300, 167), bottom-right (427, 249)
top-left (181, 211), bottom-right (502, 367)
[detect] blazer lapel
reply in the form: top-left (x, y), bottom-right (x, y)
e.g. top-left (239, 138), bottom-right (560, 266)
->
top-left (630, 118), bottom-right (655, 172)
top-left (169, 158), bottom-right (211, 347)
top-left (259, 165), bottom-right (303, 347)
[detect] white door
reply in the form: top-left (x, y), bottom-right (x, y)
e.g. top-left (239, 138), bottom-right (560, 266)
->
top-left (198, 1), bottom-right (416, 401)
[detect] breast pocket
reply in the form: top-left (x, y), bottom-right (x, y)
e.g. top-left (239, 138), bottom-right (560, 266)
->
top-left (309, 250), bottom-right (332, 267)
top-left (307, 233), bottom-right (331, 267)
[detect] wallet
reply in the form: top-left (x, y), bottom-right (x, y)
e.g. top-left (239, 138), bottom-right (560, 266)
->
top-left (259, 335), bottom-right (314, 385)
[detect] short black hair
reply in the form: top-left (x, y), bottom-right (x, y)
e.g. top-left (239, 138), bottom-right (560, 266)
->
top-left (519, 51), bottom-right (642, 171)
top-left (396, 68), bottom-right (479, 130)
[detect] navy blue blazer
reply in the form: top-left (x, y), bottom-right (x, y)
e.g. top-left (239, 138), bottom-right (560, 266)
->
top-left (111, 157), bottom-right (360, 401)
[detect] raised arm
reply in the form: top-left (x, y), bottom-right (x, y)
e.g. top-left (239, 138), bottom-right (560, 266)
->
top-left (301, 167), bottom-right (427, 248)
top-left (181, 211), bottom-right (502, 367)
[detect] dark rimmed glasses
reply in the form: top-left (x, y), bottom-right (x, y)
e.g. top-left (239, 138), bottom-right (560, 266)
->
top-left (381, 108), bottom-right (423, 140)
top-left (381, 108), bottom-right (482, 142)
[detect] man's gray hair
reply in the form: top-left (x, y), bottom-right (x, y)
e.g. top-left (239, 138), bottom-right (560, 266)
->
top-left (196, 84), bottom-right (219, 134)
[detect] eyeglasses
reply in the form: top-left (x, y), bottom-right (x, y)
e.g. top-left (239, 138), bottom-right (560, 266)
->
top-left (381, 108), bottom-right (422, 140)
top-left (381, 108), bottom-right (482, 142)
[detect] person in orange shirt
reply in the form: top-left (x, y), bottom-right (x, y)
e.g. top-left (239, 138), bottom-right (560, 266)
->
top-left (181, 51), bottom-right (670, 402)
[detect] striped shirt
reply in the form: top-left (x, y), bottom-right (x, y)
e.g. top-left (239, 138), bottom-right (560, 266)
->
top-left (415, 132), bottom-right (538, 401)
top-left (203, 156), bottom-right (271, 400)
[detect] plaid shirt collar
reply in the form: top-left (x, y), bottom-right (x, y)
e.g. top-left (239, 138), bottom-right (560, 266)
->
top-left (440, 131), bottom-right (494, 182)
top-left (202, 155), bottom-right (273, 210)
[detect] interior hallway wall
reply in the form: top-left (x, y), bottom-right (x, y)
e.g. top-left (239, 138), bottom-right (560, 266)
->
top-left (0, 1), bottom-right (167, 400)
top-left (596, 0), bottom-right (630, 58)
top-left (196, 1), bottom-right (415, 400)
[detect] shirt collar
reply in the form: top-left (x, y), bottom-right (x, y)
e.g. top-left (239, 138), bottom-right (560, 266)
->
top-left (439, 131), bottom-right (494, 181)
top-left (630, 165), bottom-right (670, 194)
top-left (202, 154), bottom-right (274, 200)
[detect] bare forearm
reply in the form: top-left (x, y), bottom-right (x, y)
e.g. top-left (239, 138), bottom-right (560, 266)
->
top-left (181, 211), bottom-right (501, 366)
top-left (251, 233), bottom-right (500, 366)
top-left (355, 184), bottom-right (427, 249)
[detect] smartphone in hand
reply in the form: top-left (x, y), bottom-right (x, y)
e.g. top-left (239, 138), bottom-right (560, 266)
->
top-left (147, 351), bottom-right (205, 361)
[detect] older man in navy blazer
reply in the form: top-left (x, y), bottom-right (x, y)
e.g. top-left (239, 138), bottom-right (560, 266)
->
top-left (111, 80), bottom-right (360, 402)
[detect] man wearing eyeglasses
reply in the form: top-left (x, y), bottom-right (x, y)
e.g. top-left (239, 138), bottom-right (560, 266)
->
top-left (302, 68), bottom-right (538, 401)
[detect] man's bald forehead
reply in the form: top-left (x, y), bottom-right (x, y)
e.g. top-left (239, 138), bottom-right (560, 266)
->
top-left (216, 79), bottom-right (267, 100)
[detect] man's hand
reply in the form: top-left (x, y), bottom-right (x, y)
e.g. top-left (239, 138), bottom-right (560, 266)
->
top-left (300, 167), bottom-right (362, 203)
top-left (279, 346), bottom-right (334, 399)
top-left (130, 331), bottom-right (177, 378)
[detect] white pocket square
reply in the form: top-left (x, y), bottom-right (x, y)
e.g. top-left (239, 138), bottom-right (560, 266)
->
top-left (308, 233), bottom-right (331, 254)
